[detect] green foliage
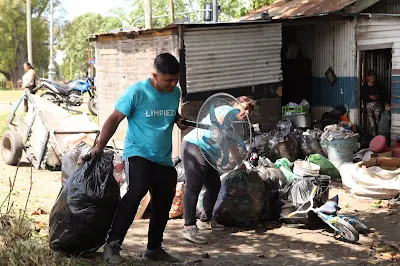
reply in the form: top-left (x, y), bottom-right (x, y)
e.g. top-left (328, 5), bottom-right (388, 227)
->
top-left (59, 13), bottom-right (122, 79)
top-left (0, 0), bottom-right (55, 84)
top-left (122, 0), bottom-right (249, 28)
top-left (240, 0), bottom-right (274, 17)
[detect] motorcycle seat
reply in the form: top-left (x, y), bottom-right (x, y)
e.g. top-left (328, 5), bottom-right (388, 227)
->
top-left (319, 200), bottom-right (339, 215)
top-left (53, 82), bottom-right (72, 95)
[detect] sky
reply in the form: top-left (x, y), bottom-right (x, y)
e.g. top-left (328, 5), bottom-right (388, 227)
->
top-left (62, 0), bottom-right (131, 21)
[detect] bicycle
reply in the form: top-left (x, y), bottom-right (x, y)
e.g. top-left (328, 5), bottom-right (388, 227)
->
top-left (287, 185), bottom-right (368, 243)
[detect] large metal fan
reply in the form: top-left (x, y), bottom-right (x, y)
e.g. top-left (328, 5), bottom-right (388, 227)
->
top-left (183, 93), bottom-right (253, 172)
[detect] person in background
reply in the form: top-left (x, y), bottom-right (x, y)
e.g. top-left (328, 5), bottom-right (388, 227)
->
top-left (21, 62), bottom-right (36, 112)
top-left (180, 96), bottom-right (255, 244)
top-left (361, 70), bottom-right (385, 137)
top-left (378, 101), bottom-right (391, 145)
top-left (91, 53), bottom-right (187, 265)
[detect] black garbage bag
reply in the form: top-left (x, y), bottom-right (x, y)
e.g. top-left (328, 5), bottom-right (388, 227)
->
top-left (299, 134), bottom-right (324, 159)
top-left (306, 129), bottom-right (323, 141)
top-left (49, 150), bottom-right (120, 255)
top-left (253, 134), bottom-right (280, 162)
top-left (256, 165), bottom-right (287, 220)
top-left (213, 169), bottom-right (265, 227)
top-left (276, 119), bottom-right (293, 137)
top-left (276, 132), bottom-right (299, 162)
top-left (173, 157), bottom-right (185, 183)
top-left (61, 141), bottom-right (91, 185)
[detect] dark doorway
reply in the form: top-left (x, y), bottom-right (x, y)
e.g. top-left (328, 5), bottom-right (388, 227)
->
top-left (359, 48), bottom-right (392, 133)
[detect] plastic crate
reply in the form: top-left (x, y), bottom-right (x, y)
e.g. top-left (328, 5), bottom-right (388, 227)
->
top-left (282, 105), bottom-right (309, 116)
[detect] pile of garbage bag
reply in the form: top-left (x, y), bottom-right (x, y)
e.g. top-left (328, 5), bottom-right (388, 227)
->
top-left (213, 169), bottom-right (265, 227)
top-left (49, 150), bottom-right (120, 255)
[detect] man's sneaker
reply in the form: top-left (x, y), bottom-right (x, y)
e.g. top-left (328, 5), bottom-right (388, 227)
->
top-left (103, 240), bottom-right (122, 265)
top-left (182, 225), bottom-right (208, 244)
top-left (198, 220), bottom-right (225, 231)
top-left (143, 247), bottom-right (179, 263)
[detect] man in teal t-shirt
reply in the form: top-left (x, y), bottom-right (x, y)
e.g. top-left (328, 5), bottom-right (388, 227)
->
top-left (91, 53), bottom-right (187, 264)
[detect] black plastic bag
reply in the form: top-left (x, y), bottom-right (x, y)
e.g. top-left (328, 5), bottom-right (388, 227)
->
top-left (173, 157), bottom-right (185, 183)
top-left (61, 141), bottom-right (91, 185)
top-left (253, 134), bottom-right (280, 162)
top-left (256, 166), bottom-right (287, 220)
top-left (299, 134), bottom-right (324, 159)
top-left (276, 132), bottom-right (299, 162)
top-left (213, 169), bottom-right (265, 227)
top-left (276, 119), bottom-right (293, 137)
top-left (49, 151), bottom-right (120, 255)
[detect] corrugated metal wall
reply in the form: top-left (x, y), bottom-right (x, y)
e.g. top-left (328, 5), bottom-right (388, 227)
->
top-left (365, 0), bottom-right (400, 14)
top-left (297, 20), bottom-right (357, 77)
top-left (183, 24), bottom-right (282, 93)
top-left (357, 16), bottom-right (400, 140)
top-left (95, 34), bottom-right (182, 156)
top-left (292, 20), bottom-right (358, 123)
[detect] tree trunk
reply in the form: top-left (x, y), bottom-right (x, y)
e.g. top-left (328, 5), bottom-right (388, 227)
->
top-left (0, 70), bottom-right (11, 81)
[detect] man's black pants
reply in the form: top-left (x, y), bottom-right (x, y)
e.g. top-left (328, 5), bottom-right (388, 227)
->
top-left (106, 156), bottom-right (177, 251)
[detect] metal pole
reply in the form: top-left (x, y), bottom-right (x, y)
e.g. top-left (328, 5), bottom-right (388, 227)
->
top-left (212, 0), bottom-right (218, 22)
top-left (144, 0), bottom-right (152, 29)
top-left (27, 0), bottom-right (33, 64)
top-left (48, 0), bottom-right (56, 80)
top-left (170, 0), bottom-right (175, 24)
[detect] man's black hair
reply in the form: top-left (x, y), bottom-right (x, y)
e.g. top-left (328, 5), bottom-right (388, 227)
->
top-left (154, 53), bottom-right (180, 75)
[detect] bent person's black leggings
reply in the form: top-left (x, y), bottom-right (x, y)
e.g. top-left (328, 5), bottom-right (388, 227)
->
top-left (181, 140), bottom-right (221, 226)
top-left (106, 156), bottom-right (177, 250)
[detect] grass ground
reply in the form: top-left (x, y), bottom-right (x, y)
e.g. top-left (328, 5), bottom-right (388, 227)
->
top-left (0, 112), bottom-right (10, 138)
top-left (0, 90), bottom-right (22, 103)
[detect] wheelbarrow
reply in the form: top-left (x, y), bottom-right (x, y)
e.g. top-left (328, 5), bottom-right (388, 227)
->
top-left (1, 90), bottom-right (100, 170)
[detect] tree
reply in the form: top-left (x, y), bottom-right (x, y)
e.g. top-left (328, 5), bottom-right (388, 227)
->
top-left (240, 0), bottom-right (275, 16)
top-left (0, 0), bottom-right (56, 86)
top-left (59, 13), bottom-right (122, 79)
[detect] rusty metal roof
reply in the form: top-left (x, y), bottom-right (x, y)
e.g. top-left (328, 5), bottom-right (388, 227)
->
top-left (240, 0), bottom-right (358, 20)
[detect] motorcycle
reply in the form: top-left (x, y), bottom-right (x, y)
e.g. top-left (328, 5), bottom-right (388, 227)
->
top-left (36, 77), bottom-right (97, 116)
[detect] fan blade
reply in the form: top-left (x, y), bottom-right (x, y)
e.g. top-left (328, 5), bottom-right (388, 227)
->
top-left (202, 136), bottom-right (220, 158)
top-left (221, 146), bottom-right (230, 167)
top-left (233, 131), bottom-right (248, 152)
top-left (222, 109), bottom-right (240, 129)
top-left (209, 104), bottom-right (220, 127)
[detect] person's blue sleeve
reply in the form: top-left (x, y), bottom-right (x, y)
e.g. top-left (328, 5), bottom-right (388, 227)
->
top-left (115, 86), bottom-right (138, 117)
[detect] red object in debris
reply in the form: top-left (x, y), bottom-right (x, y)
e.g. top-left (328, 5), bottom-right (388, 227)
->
top-left (369, 136), bottom-right (390, 153)
top-left (391, 146), bottom-right (400, 158)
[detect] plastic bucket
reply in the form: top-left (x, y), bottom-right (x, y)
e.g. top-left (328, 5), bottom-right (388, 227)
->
top-left (293, 160), bottom-right (320, 177)
top-left (326, 138), bottom-right (357, 169)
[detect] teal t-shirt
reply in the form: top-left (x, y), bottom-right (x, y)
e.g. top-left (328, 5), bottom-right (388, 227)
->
top-left (115, 79), bottom-right (180, 166)
top-left (183, 105), bottom-right (237, 163)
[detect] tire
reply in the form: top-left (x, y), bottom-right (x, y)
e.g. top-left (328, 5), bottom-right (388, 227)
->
top-left (1, 130), bottom-right (23, 166)
top-left (332, 218), bottom-right (359, 243)
top-left (88, 96), bottom-right (97, 116)
top-left (343, 216), bottom-right (369, 233)
top-left (41, 92), bottom-right (60, 106)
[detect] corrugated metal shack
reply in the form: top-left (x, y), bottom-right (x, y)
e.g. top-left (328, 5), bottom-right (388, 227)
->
top-left (242, 0), bottom-right (400, 141)
top-left (90, 21), bottom-right (283, 156)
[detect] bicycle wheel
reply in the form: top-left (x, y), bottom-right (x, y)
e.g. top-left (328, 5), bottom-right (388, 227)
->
top-left (342, 216), bottom-right (369, 233)
top-left (331, 218), bottom-right (359, 243)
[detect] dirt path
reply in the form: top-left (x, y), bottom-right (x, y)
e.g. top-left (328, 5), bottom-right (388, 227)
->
top-left (0, 157), bottom-right (398, 266)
